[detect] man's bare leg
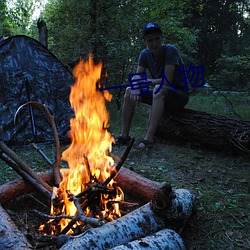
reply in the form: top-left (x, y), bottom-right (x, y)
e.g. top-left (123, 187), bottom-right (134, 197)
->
top-left (139, 86), bottom-right (166, 146)
top-left (120, 88), bottom-right (136, 138)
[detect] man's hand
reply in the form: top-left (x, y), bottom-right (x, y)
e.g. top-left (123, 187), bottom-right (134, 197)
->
top-left (129, 88), bottom-right (140, 102)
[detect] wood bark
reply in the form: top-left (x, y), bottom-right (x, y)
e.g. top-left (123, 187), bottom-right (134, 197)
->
top-left (110, 228), bottom-right (186, 250)
top-left (37, 19), bottom-right (48, 47)
top-left (114, 166), bottom-right (162, 203)
top-left (0, 167), bottom-right (159, 205)
top-left (0, 171), bottom-right (53, 205)
top-left (155, 108), bottom-right (250, 154)
top-left (0, 204), bottom-right (32, 249)
top-left (0, 141), bottom-right (53, 193)
top-left (59, 187), bottom-right (195, 250)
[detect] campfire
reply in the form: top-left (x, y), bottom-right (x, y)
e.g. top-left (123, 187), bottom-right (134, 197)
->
top-left (39, 55), bottom-right (127, 236)
top-left (0, 55), bottom-right (196, 249)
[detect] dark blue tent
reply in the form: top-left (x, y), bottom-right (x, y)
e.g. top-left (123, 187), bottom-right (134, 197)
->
top-left (0, 35), bottom-right (74, 144)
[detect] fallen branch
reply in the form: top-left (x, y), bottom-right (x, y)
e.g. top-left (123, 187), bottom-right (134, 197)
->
top-left (0, 152), bottom-right (51, 199)
top-left (0, 141), bottom-right (52, 193)
top-left (104, 137), bottom-right (135, 186)
top-left (115, 167), bottom-right (162, 202)
top-left (156, 108), bottom-right (250, 154)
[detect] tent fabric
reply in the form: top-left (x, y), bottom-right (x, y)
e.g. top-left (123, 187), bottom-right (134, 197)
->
top-left (0, 35), bottom-right (74, 144)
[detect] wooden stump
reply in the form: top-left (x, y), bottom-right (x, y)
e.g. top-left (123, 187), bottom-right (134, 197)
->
top-left (155, 108), bottom-right (250, 154)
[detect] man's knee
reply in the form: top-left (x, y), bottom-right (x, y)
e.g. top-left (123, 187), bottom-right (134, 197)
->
top-left (124, 87), bottom-right (132, 98)
top-left (153, 85), bottom-right (166, 99)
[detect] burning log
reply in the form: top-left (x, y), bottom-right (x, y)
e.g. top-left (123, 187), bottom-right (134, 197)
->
top-left (59, 185), bottom-right (195, 250)
top-left (110, 228), bottom-right (186, 250)
top-left (0, 166), bottom-right (160, 205)
top-left (0, 204), bottom-right (32, 249)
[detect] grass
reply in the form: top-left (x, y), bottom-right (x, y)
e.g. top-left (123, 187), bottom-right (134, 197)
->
top-left (0, 93), bottom-right (249, 249)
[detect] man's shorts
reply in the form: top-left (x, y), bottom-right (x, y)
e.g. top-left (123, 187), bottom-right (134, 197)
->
top-left (139, 87), bottom-right (189, 113)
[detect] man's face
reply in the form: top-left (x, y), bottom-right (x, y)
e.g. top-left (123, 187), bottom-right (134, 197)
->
top-left (143, 31), bottom-right (162, 52)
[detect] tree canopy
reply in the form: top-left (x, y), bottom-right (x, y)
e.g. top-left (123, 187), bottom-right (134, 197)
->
top-left (1, 0), bottom-right (250, 92)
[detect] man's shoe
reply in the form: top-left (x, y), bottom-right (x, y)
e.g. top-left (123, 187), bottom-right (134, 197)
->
top-left (114, 136), bottom-right (132, 147)
top-left (136, 139), bottom-right (155, 149)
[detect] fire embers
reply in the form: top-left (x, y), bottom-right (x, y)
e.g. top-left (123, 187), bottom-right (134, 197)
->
top-left (39, 175), bottom-right (124, 236)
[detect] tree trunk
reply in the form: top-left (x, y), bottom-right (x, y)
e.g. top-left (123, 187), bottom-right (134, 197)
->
top-left (155, 108), bottom-right (250, 154)
top-left (0, 204), bottom-right (32, 249)
top-left (37, 19), bottom-right (48, 47)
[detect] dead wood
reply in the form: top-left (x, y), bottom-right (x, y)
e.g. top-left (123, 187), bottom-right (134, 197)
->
top-left (110, 228), bottom-right (185, 250)
top-left (0, 141), bottom-right (53, 193)
top-left (37, 19), bottom-right (48, 47)
top-left (59, 185), bottom-right (195, 250)
top-left (115, 167), bottom-right (162, 202)
top-left (0, 152), bottom-right (51, 199)
top-left (156, 108), bottom-right (250, 154)
top-left (0, 171), bottom-right (53, 204)
top-left (0, 166), bottom-right (159, 205)
top-left (104, 138), bottom-right (135, 185)
top-left (0, 204), bottom-right (32, 249)
top-left (59, 201), bottom-right (167, 249)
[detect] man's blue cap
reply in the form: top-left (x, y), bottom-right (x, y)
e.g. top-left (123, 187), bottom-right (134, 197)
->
top-left (142, 22), bottom-right (162, 38)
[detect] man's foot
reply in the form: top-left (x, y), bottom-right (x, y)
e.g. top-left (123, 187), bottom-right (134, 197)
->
top-left (137, 139), bottom-right (155, 149)
top-left (114, 136), bottom-right (132, 147)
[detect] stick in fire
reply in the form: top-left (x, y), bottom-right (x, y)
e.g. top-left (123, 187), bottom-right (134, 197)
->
top-left (38, 138), bottom-right (135, 236)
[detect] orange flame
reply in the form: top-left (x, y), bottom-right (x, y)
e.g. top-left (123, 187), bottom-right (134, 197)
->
top-left (43, 55), bottom-right (123, 234)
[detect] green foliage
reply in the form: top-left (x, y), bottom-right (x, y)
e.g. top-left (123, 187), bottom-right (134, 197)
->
top-left (208, 54), bottom-right (250, 89)
top-left (5, 0), bottom-right (35, 35)
top-left (2, 0), bottom-right (250, 93)
top-left (0, 0), bottom-right (12, 36)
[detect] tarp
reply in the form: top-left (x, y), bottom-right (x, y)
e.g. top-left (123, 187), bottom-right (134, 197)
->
top-left (0, 35), bottom-right (74, 145)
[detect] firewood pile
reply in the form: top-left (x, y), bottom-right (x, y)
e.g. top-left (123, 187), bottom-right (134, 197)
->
top-left (0, 140), bottom-right (196, 250)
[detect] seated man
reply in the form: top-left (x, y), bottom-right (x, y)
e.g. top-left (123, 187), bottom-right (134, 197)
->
top-left (116, 22), bottom-right (189, 148)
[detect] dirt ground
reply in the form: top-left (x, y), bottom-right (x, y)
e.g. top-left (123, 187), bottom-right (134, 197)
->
top-left (1, 138), bottom-right (249, 249)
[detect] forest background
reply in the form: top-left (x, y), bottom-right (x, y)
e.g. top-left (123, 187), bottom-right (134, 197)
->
top-left (1, 1), bottom-right (250, 249)
top-left (1, 0), bottom-right (250, 96)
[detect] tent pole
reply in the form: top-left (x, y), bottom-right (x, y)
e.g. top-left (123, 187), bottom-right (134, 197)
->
top-left (24, 78), bottom-right (38, 142)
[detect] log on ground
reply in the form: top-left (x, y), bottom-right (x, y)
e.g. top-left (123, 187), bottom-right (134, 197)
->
top-left (110, 228), bottom-right (186, 250)
top-left (0, 167), bottom-right (159, 205)
top-left (155, 108), bottom-right (250, 154)
top-left (0, 171), bottom-right (53, 205)
top-left (0, 204), bottom-right (32, 249)
top-left (114, 166), bottom-right (162, 203)
top-left (59, 186), bottom-right (195, 250)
